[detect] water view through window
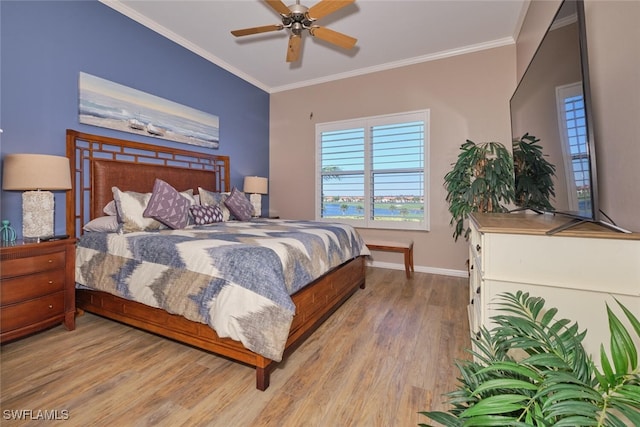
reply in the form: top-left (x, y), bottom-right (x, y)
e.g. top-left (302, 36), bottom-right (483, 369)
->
top-left (319, 114), bottom-right (427, 227)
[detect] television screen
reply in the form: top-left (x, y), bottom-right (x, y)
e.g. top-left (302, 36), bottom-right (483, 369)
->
top-left (510, 0), bottom-right (599, 223)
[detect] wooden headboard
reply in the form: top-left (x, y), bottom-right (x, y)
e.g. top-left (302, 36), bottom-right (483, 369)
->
top-left (66, 129), bottom-right (230, 238)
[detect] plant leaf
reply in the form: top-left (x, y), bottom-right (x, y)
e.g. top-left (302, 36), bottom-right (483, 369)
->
top-left (552, 415), bottom-right (599, 426)
top-left (471, 378), bottom-right (538, 397)
top-left (476, 362), bottom-right (542, 382)
top-left (543, 400), bottom-right (599, 418)
top-left (418, 411), bottom-right (462, 427)
top-left (615, 297), bottom-right (640, 338)
top-left (459, 394), bottom-right (529, 417)
top-left (607, 303), bottom-right (638, 373)
top-left (521, 353), bottom-right (569, 369)
top-left (461, 415), bottom-right (530, 426)
top-left (598, 343), bottom-right (616, 385)
top-left (424, 294), bottom-right (640, 426)
top-left (608, 401), bottom-right (640, 425)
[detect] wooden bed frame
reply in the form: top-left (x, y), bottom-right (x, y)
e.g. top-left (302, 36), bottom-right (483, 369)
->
top-left (65, 129), bottom-right (366, 390)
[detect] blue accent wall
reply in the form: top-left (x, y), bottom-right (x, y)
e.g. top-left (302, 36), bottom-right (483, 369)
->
top-left (1, 0), bottom-right (269, 237)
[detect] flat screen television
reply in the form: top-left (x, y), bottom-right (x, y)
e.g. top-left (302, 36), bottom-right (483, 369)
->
top-left (509, 0), bottom-right (625, 233)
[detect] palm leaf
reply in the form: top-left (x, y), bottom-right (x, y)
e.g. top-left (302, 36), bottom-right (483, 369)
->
top-left (459, 394), bottom-right (530, 417)
top-left (614, 384), bottom-right (640, 403)
top-left (552, 415), bottom-right (599, 426)
top-left (470, 378), bottom-right (538, 397)
top-left (606, 303), bottom-right (637, 373)
top-left (460, 415), bottom-right (530, 426)
top-left (609, 401), bottom-right (640, 426)
top-left (420, 293), bottom-right (640, 427)
top-left (521, 353), bottom-right (570, 369)
top-left (615, 298), bottom-right (640, 337)
top-left (418, 411), bottom-right (461, 427)
top-left (540, 307), bottom-right (559, 327)
top-left (476, 362), bottom-right (542, 382)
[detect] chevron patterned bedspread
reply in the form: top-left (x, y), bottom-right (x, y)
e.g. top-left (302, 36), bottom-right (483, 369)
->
top-left (75, 219), bottom-right (369, 361)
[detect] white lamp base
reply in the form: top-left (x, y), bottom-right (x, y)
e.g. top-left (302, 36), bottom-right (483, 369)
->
top-left (249, 193), bottom-right (262, 217)
top-left (22, 190), bottom-right (54, 239)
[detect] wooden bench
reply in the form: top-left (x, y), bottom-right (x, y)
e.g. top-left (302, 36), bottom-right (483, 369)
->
top-left (364, 239), bottom-right (414, 279)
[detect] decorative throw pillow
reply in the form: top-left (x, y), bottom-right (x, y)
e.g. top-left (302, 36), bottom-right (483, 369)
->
top-left (112, 187), bottom-right (164, 233)
top-left (180, 189), bottom-right (197, 206)
top-left (103, 200), bottom-right (118, 216)
top-left (224, 187), bottom-right (254, 221)
top-left (83, 216), bottom-right (120, 233)
top-left (189, 204), bottom-right (223, 225)
top-left (105, 190), bottom-right (194, 219)
top-left (143, 179), bottom-right (190, 229)
top-left (179, 189), bottom-right (199, 225)
top-left (198, 187), bottom-right (231, 221)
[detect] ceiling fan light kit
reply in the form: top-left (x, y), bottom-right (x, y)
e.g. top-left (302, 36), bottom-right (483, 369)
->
top-left (231, 0), bottom-right (357, 63)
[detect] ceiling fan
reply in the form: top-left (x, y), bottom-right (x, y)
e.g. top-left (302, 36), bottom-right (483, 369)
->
top-left (230, 0), bottom-right (357, 63)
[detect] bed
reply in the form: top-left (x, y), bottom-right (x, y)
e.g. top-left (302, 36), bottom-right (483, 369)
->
top-left (65, 129), bottom-right (368, 390)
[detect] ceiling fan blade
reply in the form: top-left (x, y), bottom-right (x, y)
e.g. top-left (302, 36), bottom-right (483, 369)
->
top-left (231, 24), bottom-right (283, 37)
top-left (310, 26), bottom-right (357, 50)
top-left (307, 0), bottom-right (355, 20)
top-left (265, 0), bottom-right (291, 16)
top-left (286, 34), bottom-right (302, 62)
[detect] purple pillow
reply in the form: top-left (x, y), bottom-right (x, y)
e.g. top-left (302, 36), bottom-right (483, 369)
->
top-left (189, 205), bottom-right (223, 225)
top-left (143, 179), bottom-right (190, 229)
top-left (224, 187), bottom-right (254, 221)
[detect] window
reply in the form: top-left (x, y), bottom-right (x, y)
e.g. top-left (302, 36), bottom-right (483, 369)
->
top-left (556, 83), bottom-right (591, 216)
top-left (315, 110), bottom-right (429, 230)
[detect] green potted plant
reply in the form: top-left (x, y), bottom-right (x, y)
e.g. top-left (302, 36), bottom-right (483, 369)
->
top-left (420, 291), bottom-right (640, 426)
top-left (444, 140), bottom-right (515, 241)
top-left (512, 133), bottom-right (556, 212)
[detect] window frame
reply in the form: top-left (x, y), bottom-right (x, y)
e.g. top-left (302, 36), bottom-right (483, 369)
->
top-left (556, 82), bottom-right (590, 214)
top-left (314, 110), bottom-right (430, 231)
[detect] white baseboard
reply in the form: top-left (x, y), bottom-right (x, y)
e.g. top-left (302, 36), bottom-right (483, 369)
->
top-left (366, 259), bottom-right (468, 278)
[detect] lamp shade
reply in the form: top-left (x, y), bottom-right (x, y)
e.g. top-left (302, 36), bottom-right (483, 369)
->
top-left (243, 176), bottom-right (268, 194)
top-left (2, 154), bottom-right (72, 191)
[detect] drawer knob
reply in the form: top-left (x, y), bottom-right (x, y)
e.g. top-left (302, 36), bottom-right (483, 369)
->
top-left (48, 280), bottom-right (53, 284)
top-left (476, 244), bottom-right (481, 252)
top-left (48, 259), bottom-right (53, 263)
top-left (476, 287), bottom-right (481, 294)
top-left (48, 304), bottom-right (53, 309)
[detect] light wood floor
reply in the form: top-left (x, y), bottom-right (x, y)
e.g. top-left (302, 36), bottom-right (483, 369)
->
top-left (1, 267), bottom-right (471, 427)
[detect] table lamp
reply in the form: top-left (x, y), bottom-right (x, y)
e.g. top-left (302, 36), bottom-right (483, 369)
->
top-left (243, 176), bottom-right (268, 217)
top-left (2, 154), bottom-right (72, 240)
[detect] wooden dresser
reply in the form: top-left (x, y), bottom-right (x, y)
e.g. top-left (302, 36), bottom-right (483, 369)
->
top-left (1, 238), bottom-right (76, 343)
top-left (467, 213), bottom-right (640, 359)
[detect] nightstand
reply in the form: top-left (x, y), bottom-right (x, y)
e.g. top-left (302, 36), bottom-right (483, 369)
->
top-left (1, 238), bottom-right (76, 343)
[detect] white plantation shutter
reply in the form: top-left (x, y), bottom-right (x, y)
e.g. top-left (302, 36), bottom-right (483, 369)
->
top-left (316, 110), bottom-right (430, 231)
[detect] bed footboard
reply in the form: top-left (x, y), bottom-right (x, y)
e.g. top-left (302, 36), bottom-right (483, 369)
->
top-left (76, 256), bottom-right (365, 390)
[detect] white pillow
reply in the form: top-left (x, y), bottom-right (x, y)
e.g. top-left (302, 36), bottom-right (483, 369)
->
top-left (103, 200), bottom-right (118, 216)
top-left (83, 216), bottom-right (120, 233)
top-left (112, 187), bottom-right (164, 233)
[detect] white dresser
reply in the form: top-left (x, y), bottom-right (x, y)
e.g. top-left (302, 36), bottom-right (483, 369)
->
top-left (468, 212), bottom-right (640, 359)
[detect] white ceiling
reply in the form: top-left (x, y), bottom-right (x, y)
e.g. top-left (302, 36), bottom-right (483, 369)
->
top-left (102, 0), bottom-right (529, 93)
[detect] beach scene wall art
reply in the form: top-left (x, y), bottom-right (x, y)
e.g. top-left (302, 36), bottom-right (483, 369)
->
top-left (79, 72), bottom-right (219, 149)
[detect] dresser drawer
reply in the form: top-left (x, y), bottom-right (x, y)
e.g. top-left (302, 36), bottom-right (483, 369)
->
top-left (0, 292), bottom-right (65, 333)
top-left (0, 269), bottom-right (66, 305)
top-left (1, 251), bottom-right (66, 278)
